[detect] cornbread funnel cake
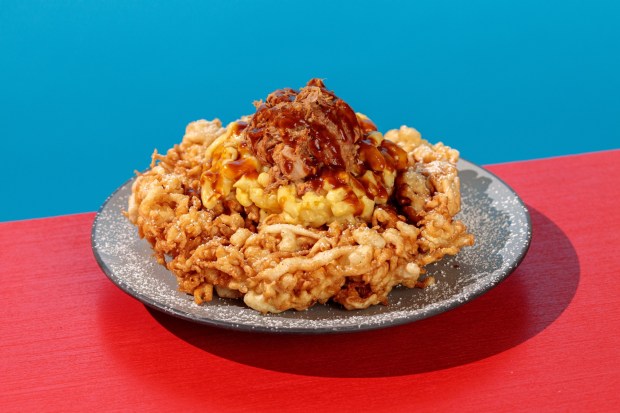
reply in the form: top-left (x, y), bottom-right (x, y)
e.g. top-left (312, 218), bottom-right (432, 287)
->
top-left (126, 79), bottom-right (474, 314)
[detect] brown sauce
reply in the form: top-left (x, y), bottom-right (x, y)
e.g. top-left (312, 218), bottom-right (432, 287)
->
top-left (358, 117), bottom-right (378, 133)
top-left (379, 139), bottom-right (408, 170)
top-left (222, 158), bottom-right (259, 181)
top-left (343, 190), bottom-right (365, 215)
top-left (209, 80), bottom-right (412, 218)
top-left (231, 120), bottom-right (248, 135)
top-left (359, 139), bottom-right (388, 172)
top-left (358, 172), bottom-right (389, 201)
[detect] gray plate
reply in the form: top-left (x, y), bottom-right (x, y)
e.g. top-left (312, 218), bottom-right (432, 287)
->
top-left (92, 159), bottom-right (531, 334)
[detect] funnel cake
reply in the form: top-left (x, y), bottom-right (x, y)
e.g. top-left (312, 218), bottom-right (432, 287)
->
top-left (126, 79), bottom-right (474, 313)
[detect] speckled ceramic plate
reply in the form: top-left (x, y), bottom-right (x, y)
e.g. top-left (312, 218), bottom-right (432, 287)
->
top-left (92, 159), bottom-right (531, 334)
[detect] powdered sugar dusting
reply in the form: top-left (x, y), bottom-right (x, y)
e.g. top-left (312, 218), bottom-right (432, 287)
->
top-left (91, 159), bottom-right (531, 333)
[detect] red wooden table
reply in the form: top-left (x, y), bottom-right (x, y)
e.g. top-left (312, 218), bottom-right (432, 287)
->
top-left (2, 150), bottom-right (619, 412)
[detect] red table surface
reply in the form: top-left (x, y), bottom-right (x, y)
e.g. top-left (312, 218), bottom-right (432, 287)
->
top-left (1, 150), bottom-right (619, 412)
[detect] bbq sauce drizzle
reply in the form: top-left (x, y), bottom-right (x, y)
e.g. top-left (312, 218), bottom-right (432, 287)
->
top-left (213, 79), bottom-right (410, 216)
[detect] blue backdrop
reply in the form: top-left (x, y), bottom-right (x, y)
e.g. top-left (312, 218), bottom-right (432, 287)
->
top-left (1, 0), bottom-right (619, 221)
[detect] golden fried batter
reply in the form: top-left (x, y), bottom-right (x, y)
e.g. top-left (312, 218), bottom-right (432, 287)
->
top-left (126, 80), bottom-right (474, 313)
